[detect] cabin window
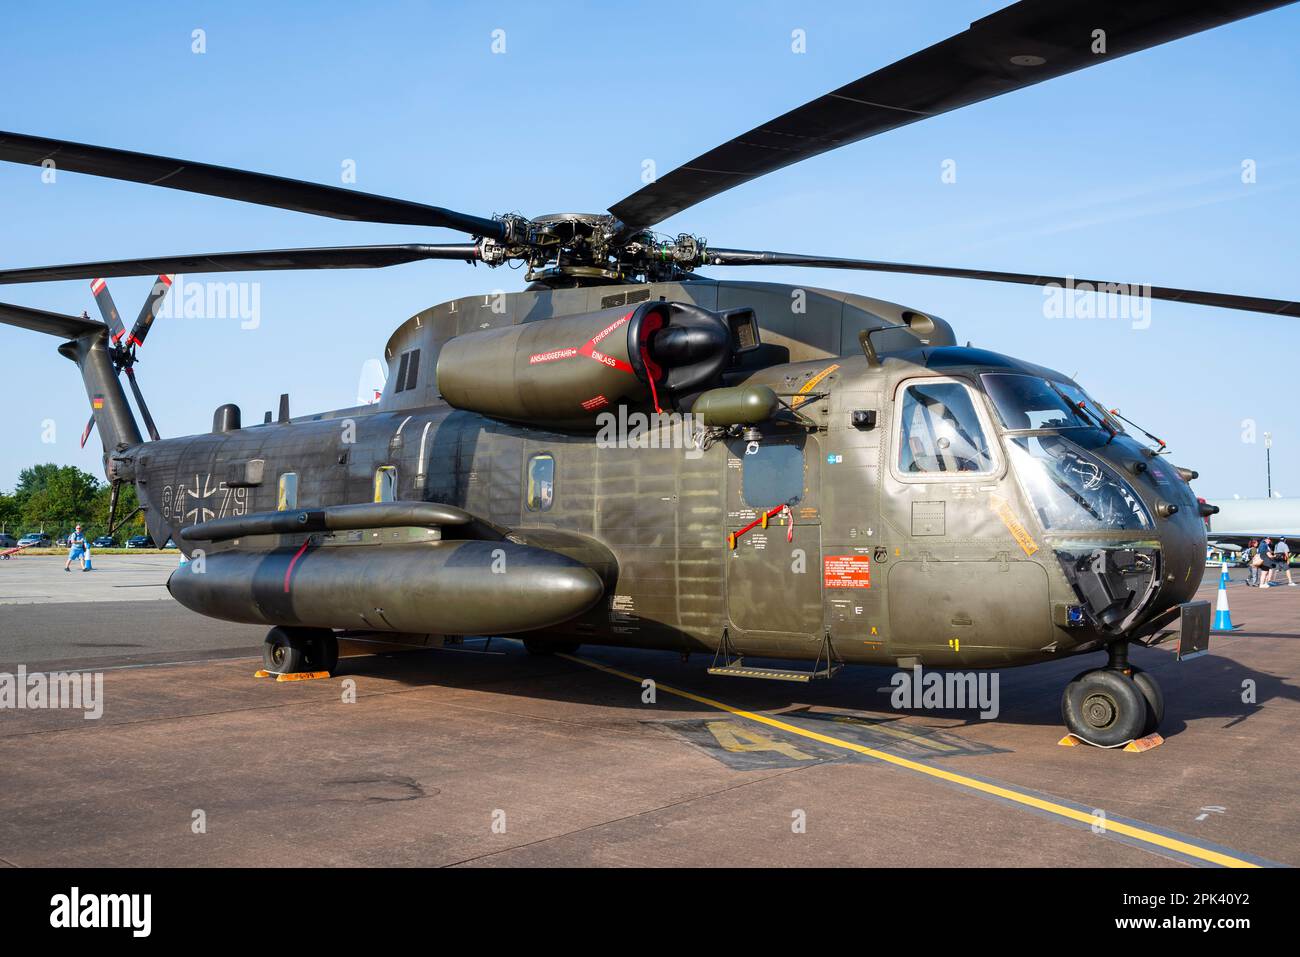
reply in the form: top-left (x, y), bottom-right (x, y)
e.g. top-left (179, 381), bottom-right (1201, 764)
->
top-left (405, 349), bottom-right (420, 390)
top-left (374, 465), bottom-right (398, 503)
top-left (897, 380), bottom-right (995, 476)
top-left (741, 443), bottom-right (804, 508)
top-left (277, 472), bottom-right (298, 511)
top-left (394, 349), bottom-right (422, 393)
top-left (526, 454), bottom-right (555, 512)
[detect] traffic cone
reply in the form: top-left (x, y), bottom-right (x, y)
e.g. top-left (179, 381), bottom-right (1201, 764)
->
top-left (1212, 562), bottom-right (1236, 632)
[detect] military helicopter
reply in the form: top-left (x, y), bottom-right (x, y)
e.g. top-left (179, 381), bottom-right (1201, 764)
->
top-left (1, 0), bottom-right (1297, 747)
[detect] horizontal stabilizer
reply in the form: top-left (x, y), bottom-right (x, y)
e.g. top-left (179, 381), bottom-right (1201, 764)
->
top-left (0, 300), bottom-right (103, 338)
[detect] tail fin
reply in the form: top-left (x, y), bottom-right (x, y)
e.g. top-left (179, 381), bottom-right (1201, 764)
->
top-left (1, 300), bottom-right (143, 475)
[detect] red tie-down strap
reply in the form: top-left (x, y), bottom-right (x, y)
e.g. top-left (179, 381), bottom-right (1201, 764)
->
top-left (728, 504), bottom-right (794, 550)
top-left (636, 309), bottom-right (665, 414)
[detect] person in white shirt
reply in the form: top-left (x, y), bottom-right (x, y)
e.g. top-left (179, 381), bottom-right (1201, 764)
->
top-left (1276, 538), bottom-right (1295, 586)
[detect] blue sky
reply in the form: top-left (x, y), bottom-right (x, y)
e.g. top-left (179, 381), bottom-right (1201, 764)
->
top-left (1, 0), bottom-right (1297, 499)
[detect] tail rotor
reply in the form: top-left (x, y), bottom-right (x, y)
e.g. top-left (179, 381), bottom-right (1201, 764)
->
top-left (80, 274), bottom-right (173, 446)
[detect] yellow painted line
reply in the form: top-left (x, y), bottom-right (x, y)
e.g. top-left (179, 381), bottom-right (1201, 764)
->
top-left (560, 653), bottom-right (1259, 869)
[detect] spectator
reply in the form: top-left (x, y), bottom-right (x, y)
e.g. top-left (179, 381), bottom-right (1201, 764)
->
top-left (1246, 539), bottom-right (1260, 586)
top-left (1259, 537), bottom-right (1276, 588)
top-left (64, 523), bottom-right (90, 572)
top-left (1277, 537), bottom-right (1296, 587)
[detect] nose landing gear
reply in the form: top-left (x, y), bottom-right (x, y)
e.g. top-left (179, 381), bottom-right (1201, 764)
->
top-left (1060, 640), bottom-right (1163, 747)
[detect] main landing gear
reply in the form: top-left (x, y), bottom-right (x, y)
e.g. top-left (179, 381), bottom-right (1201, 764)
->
top-left (1060, 640), bottom-right (1164, 747)
top-left (262, 626), bottom-right (339, 676)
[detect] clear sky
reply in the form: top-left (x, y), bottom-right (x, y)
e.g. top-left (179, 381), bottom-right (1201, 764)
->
top-left (1, 0), bottom-right (1297, 500)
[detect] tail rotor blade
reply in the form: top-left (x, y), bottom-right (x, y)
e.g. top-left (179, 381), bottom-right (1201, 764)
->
top-left (126, 274), bottom-right (173, 348)
top-left (89, 277), bottom-right (128, 346)
top-left (123, 365), bottom-right (161, 441)
top-left (80, 413), bottom-right (96, 448)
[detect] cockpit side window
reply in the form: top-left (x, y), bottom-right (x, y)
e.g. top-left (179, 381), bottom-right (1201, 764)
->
top-left (896, 380), bottom-right (996, 476)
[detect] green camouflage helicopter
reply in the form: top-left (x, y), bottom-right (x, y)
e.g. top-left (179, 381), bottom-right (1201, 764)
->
top-left (1, 0), bottom-right (1296, 746)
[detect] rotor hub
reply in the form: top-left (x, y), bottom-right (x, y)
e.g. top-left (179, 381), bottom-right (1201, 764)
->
top-left (481, 212), bottom-right (708, 288)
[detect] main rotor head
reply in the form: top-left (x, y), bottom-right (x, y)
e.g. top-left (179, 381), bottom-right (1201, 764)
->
top-left (481, 212), bottom-right (708, 287)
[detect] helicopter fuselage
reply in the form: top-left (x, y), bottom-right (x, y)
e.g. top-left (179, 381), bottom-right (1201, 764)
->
top-left (134, 278), bottom-right (1207, 669)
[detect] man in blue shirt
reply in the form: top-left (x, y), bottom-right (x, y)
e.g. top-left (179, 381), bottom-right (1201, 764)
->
top-left (64, 523), bottom-right (90, 572)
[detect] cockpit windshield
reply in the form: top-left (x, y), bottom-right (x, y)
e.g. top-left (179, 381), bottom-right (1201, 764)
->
top-left (1008, 434), bottom-right (1152, 531)
top-left (981, 373), bottom-right (1122, 434)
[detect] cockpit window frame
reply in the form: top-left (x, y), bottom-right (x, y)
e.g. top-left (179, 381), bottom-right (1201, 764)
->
top-left (889, 375), bottom-right (1004, 485)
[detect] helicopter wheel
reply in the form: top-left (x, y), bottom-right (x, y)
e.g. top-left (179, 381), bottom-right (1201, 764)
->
top-left (523, 638), bottom-right (580, 656)
top-left (263, 627), bottom-right (306, 674)
top-left (1129, 666), bottom-right (1164, 736)
top-left (263, 627), bottom-right (337, 674)
top-left (1060, 668), bottom-right (1148, 747)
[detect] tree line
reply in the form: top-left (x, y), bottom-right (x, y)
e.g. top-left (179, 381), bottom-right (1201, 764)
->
top-left (0, 464), bottom-right (146, 539)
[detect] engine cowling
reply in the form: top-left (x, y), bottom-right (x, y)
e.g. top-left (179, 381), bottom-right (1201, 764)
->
top-left (435, 300), bottom-right (755, 429)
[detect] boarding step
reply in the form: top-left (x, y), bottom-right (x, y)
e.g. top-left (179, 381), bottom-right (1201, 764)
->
top-left (707, 658), bottom-right (841, 683)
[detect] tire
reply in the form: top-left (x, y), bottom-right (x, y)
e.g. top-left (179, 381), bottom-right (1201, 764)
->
top-left (1060, 668), bottom-right (1148, 747)
top-left (523, 638), bottom-right (580, 656)
top-left (1130, 667), bottom-right (1164, 736)
top-left (263, 626), bottom-right (308, 674)
top-left (308, 631), bottom-right (340, 675)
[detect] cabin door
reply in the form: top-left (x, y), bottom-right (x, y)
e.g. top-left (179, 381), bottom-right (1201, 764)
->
top-left (724, 433), bottom-right (824, 656)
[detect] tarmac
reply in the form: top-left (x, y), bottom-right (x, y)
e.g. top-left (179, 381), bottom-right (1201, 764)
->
top-left (0, 555), bottom-right (1295, 867)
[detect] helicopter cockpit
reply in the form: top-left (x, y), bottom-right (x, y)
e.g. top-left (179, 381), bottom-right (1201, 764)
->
top-left (981, 373), bottom-right (1152, 533)
top-left (975, 370), bottom-right (1199, 632)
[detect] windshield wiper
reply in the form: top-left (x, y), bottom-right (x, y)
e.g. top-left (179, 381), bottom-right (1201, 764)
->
top-left (1046, 381), bottom-right (1096, 428)
top-left (1049, 382), bottom-right (1118, 441)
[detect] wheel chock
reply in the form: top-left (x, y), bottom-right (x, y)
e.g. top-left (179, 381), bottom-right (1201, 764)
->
top-left (1058, 732), bottom-right (1165, 752)
top-left (254, 669), bottom-right (331, 681)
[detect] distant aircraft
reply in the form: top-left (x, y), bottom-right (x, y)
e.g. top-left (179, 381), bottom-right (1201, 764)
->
top-left (356, 359), bottom-right (387, 406)
top-left (1206, 497), bottom-right (1300, 548)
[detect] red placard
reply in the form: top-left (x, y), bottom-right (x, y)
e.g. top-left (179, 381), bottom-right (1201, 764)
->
top-left (824, 554), bottom-right (871, 588)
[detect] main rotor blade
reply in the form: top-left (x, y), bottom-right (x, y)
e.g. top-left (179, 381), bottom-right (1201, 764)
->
top-left (123, 365), bottom-right (160, 442)
top-left (0, 300), bottom-right (104, 337)
top-left (80, 413), bottom-right (96, 449)
top-left (89, 278), bottom-right (128, 345)
top-left (126, 275), bottom-right (173, 349)
top-left (704, 249), bottom-right (1300, 318)
top-left (0, 244), bottom-right (482, 285)
top-left (609, 0), bottom-right (1296, 232)
top-left (0, 131), bottom-right (507, 240)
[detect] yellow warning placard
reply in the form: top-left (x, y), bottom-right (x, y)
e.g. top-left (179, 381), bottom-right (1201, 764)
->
top-left (989, 495), bottom-right (1039, 556)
